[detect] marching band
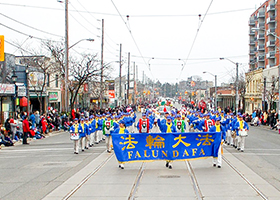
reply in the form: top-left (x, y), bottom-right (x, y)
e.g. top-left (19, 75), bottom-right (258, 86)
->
top-left (69, 104), bottom-right (250, 169)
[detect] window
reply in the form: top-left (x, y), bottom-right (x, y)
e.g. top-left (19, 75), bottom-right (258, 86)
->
top-left (55, 74), bottom-right (58, 87)
top-left (47, 74), bottom-right (50, 87)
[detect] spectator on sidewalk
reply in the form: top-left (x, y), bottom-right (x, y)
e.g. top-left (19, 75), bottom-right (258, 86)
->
top-left (0, 127), bottom-right (14, 146)
top-left (4, 118), bottom-right (11, 137)
top-left (35, 111), bottom-right (40, 127)
top-left (22, 116), bottom-right (30, 145)
top-left (10, 118), bottom-right (17, 140)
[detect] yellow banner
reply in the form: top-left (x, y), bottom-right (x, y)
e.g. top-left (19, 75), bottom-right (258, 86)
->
top-left (0, 35), bottom-right (4, 61)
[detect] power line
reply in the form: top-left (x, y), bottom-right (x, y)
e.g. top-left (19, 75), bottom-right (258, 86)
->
top-left (69, 3), bottom-right (100, 34)
top-left (5, 40), bottom-right (34, 55)
top-left (0, 13), bottom-right (63, 38)
top-left (0, 3), bottom-right (254, 17)
top-left (0, 22), bottom-right (61, 42)
top-left (179, 0), bottom-right (214, 78)
top-left (110, 0), bottom-right (155, 79)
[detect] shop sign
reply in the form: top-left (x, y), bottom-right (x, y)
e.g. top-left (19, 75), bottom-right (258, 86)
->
top-left (108, 90), bottom-right (115, 99)
top-left (17, 86), bottom-right (26, 97)
top-left (49, 92), bottom-right (58, 101)
top-left (29, 72), bottom-right (44, 90)
top-left (0, 84), bottom-right (15, 94)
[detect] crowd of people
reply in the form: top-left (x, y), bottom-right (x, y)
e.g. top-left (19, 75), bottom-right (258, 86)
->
top-left (250, 109), bottom-right (280, 133)
top-left (68, 102), bottom-right (251, 170)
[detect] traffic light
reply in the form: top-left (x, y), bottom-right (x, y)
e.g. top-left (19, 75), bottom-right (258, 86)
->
top-left (0, 35), bottom-right (4, 61)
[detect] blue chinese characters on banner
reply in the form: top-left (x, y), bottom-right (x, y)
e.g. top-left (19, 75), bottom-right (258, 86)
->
top-left (112, 132), bottom-right (222, 163)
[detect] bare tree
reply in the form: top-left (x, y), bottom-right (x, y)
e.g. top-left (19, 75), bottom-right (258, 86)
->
top-left (18, 55), bottom-right (59, 113)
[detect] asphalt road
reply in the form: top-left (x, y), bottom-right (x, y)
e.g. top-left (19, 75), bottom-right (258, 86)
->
top-left (225, 125), bottom-right (280, 191)
top-left (1, 107), bottom-right (280, 199)
top-left (0, 131), bottom-right (106, 200)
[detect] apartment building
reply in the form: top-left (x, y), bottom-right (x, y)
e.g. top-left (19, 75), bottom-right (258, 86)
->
top-left (246, 0), bottom-right (280, 113)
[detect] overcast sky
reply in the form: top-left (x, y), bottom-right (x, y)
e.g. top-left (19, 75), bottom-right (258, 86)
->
top-left (0, 0), bottom-right (265, 85)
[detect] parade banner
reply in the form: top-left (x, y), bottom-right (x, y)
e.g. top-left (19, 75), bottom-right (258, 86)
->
top-left (112, 132), bottom-right (221, 163)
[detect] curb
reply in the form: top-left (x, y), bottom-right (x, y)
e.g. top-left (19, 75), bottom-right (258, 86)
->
top-left (0, 130), bottom-right (66, 149)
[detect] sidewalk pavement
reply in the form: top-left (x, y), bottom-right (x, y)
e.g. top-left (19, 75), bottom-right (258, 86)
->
top-left (43, 147), bottom-right (280, 200)
top-left (1, 129), bottom-right (66, 149)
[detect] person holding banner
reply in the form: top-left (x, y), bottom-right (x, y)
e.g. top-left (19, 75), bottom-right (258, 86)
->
top-left (159, 116), bottom-right (177, 169)
top-left (209, 117), bottom-right (226, 168)
top-left (69, 118), bottom-right (82, 154)
top-left (234, 114), bottom-right (249, 152)
top-left (113, 120), bottom-right (129, 169)
top-left (137, 113), bottom-right (151, 133)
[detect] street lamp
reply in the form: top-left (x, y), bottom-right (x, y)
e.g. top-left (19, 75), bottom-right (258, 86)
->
top-left (203, 71), bottom-right (217, 110)
top-left (252, 27), bottom-right (280, 120)
top-left (220, 57), bottom-right (239, 114)
top-left (60, 38), bottom-right (94, 113)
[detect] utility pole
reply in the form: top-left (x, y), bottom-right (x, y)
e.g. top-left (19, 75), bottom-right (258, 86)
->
top-left (119, 44), bottom-right (122, 106)
top-left (263, 77), bottom-right (266, 111)
top-left (100, 19), bottom-right (104, 109)
top-left (133, 62), bottom-right (136, 104)
top-left (236, 63), bottom-right (239, 114)
top-left (64, 0), bottom-right (69, 113)
top-left (127, 52), bottom-right (130, 105)
top-left (214, 75), bottom-right (217, 110)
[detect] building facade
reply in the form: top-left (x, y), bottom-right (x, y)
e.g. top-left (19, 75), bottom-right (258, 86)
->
top-left (247, 0), bottom-right (280, 114)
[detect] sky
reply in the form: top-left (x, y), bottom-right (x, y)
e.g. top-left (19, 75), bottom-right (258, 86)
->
top-left (0, 0), bottom-right (266, 85)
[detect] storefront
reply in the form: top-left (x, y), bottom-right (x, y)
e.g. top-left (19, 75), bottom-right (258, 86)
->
top-left (0, 84), bottom-right (15, 123)
top-left (48, 91), bottom-right (61, 111)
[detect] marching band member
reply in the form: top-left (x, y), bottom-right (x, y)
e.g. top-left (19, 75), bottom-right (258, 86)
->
top-left (103, 115), bottom-right (114, 153)
top-left (174, 115), bottom-right (186, 133)
top-left (182, 115), bottom-right (190, 132)
top-left (113, 120), bottom-right (129, 169)
top-left (202, 113), bottom-right (214, 132)
top-left (137, 113), bottom-right (151, 133)
top-left (225, 113), bottom-right (233, 145)
top-left (209, 117), bottom-right (226, 168)
top-left (231, 114), bottom-right (239, 149)
top-left (85, 118), bottom-right (91, 149)
top-left (234, 114), bottom-right (249, 152)
top-left (69, 118), bottom-right (82, 154)
top-left (89, 115), bottom-right (96, 147)
top-left (79, 118), bottom-right (88, 152)
top-left (95, 115), bottom-right (103, 144)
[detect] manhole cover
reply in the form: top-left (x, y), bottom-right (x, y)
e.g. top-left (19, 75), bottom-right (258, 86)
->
top-left (158, 175), bottom-right (180, 178)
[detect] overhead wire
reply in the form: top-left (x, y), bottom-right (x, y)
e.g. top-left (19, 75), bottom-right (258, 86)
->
top-left (110, 0), bottom-right (155, 79)
top-left (0, 22), bottom-right (61, 42)
top-left (74, 0), bottom-right (120, 58)
top-left (0, 13), bottom-right (64, 38)
top-left (12, 36), bottom-right (32, 54)
top-left (0, 3), bottom-right (254, 17)
top-left (5, 40), bottom-right (34, 55)
top-left (178, 0), bottom-right (214, 79)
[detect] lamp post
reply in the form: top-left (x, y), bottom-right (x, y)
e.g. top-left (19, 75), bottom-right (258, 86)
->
top-left (203, 71), bottom-right (217, 110)
top-left (11, 70), bottom-right (18, 118)
top-left (220, 57), bottom-right (239, 114)
top-left (58, 38), bottom-right (94, 113)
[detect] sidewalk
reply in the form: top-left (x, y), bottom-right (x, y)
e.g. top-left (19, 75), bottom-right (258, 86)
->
top-left (1, 129), bottom-right (66, 149)
top-left (43, 148), bottom-right (280, 200)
